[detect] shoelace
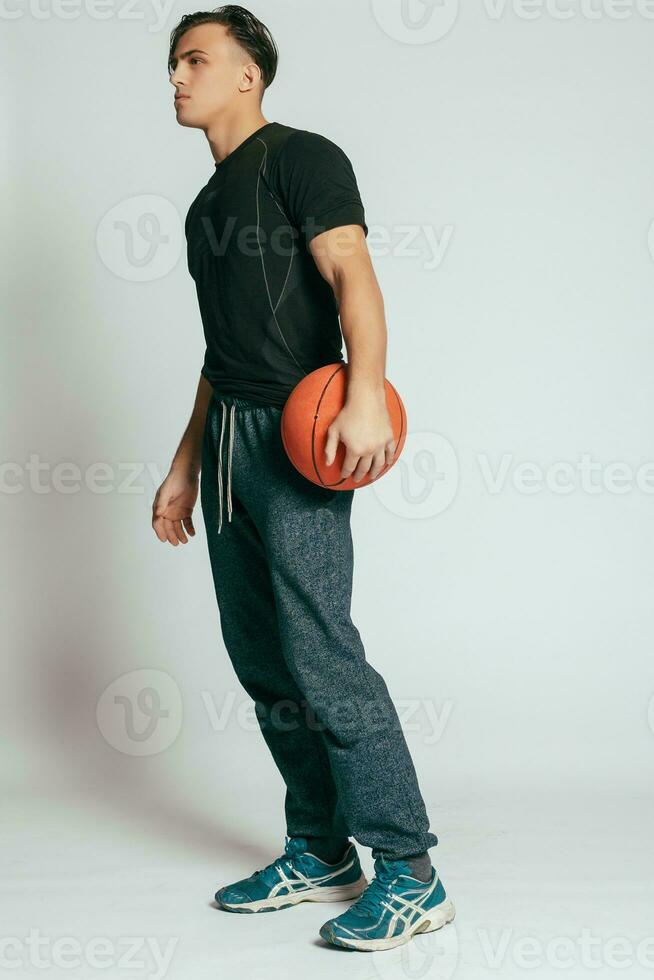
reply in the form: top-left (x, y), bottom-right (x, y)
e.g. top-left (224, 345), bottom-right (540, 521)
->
top-left (252, 837), bottom-right (306, 879)
top-left (348, 873), bottom-right (397, 916)
top-left (252, 855), bottom-right (295, 879)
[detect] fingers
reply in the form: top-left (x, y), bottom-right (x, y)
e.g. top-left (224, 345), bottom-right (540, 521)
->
top-left (368, 447), bottom-right (389, 482)
top-left (324, 425), bottom-right (340, 466)
top-left (341, 442), bottom-right (396, 483)
top-left (340, 446), bottom-right (361, 480)
top-left (152, 513), bottom-right (169, 543)
top-left (173, 519), bottom-right (188, 544)
top-left (350, 454), bottom-right (374, 483)
top-left (385, 440), bottom-right (396, 468)
top-left (152, 512), bottom-right (195, 546)
top-left (164, 519), bottom-right (180, 546)
top-left (341, 450), bottom-right (374, 483)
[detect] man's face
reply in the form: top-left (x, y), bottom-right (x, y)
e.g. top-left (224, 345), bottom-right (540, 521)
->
top-left (169, 23), bottom-right (255, 128)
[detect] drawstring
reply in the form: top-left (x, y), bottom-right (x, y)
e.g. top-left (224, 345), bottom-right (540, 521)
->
top-left (217, 400), bottom-right (235, 533)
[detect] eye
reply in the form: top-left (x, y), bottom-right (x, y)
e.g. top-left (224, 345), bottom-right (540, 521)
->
top-left (190, 58), bottom-right (203, 65)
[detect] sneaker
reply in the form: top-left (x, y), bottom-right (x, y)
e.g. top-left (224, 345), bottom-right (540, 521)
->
top-left (319, 855), bottom-right (455, 951)
top-left (214, 835), bottom-right (368, 913)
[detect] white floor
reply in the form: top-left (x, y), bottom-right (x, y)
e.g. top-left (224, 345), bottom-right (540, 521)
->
top-left (3, 788), bottom-right (653, 980)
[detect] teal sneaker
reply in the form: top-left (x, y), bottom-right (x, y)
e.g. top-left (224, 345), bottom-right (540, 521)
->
top-left (319, 855), bottom-right (455, 951)
top-left (214, 835), bottom-right (368, 913)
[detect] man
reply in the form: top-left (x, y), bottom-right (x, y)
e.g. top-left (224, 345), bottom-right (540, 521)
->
top-left (152, 3), bottom-right (455, 952)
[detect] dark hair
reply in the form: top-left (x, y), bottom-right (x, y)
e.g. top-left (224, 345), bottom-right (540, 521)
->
top-left (167, 5), bottom-right (278, 93)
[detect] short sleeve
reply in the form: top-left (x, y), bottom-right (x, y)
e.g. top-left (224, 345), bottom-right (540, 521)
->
top-left (274, 130), bottom-right (368, 244)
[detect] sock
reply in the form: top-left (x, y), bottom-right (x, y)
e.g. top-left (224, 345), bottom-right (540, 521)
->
top-left (303, 835), bottom-right (350, 864)
top-left (402, 851), bottom-right (433, 882)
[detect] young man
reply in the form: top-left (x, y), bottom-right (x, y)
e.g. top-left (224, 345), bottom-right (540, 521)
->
top-left (153, 4), bottom-right (455, 952)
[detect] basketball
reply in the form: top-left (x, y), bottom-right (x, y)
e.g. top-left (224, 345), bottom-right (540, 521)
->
top-left (280, 362), bottom-right (407, 490)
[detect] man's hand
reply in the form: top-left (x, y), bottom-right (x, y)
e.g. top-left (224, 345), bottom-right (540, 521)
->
top-left (152, 469), bottom-right (198, 546)
top-left (324, 394), bottom-right (396, 483)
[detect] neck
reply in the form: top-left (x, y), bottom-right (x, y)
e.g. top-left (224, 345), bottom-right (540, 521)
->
top-left (206, 111), bottom-right (270, 166)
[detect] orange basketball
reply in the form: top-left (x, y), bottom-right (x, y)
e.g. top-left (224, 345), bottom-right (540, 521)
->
top-left (280, 362), bottom-right (407, 490)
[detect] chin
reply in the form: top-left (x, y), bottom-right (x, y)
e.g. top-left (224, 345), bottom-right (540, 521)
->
top-left (177, 106), bottom-right (209, 130)
top-left (175, 111), bottom-right (198, 128)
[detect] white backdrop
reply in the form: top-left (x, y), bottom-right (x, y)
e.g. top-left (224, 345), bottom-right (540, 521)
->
top-left (3, 0), bottom-right (654, 977)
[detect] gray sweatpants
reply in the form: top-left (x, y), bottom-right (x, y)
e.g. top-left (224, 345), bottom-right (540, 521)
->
top-left (200, 389), bottom-right (439, 861)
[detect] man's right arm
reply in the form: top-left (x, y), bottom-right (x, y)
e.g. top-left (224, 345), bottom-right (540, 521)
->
top-left (170, 372), bottom-right (214, 478)
top-left (151, 373), bottom-right (213, 546)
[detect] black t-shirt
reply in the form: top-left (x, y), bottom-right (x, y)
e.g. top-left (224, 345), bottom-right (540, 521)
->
top-left (184, 121), bottom-right (369, 408)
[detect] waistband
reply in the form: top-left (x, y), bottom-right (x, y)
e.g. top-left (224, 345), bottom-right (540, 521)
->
top-left (211, 390), bottom-right (282, 411)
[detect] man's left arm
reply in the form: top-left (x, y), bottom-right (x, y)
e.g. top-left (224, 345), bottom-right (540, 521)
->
top-left (309, 224), bottom-right (397, 483)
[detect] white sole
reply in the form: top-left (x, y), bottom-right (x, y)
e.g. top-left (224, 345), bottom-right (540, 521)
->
top-left (217, 872), bottom-right (369, 913)
top-left (324, 898), bottom-right (456, 951)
